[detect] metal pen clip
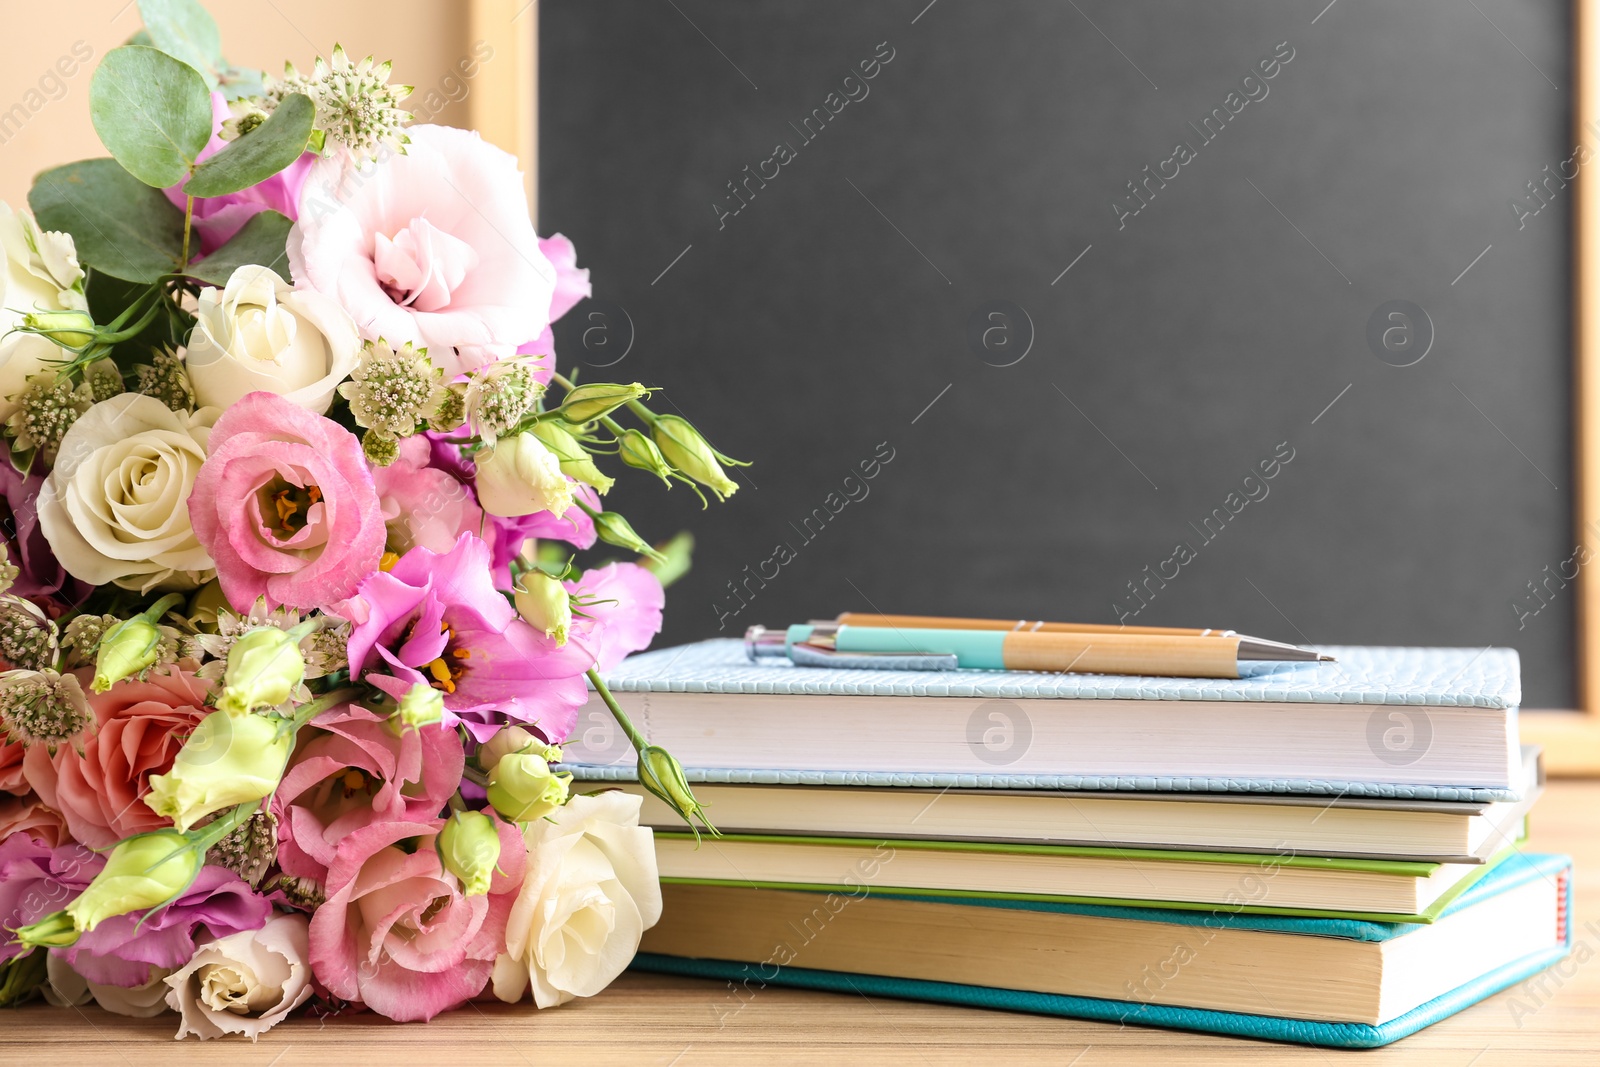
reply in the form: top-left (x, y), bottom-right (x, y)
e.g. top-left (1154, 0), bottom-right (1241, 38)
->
top-left (743, 624), bottom-right (958, 670)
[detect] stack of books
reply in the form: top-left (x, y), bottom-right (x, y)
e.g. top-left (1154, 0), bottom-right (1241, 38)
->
top-left (560, 640), bottom-right (1571, 1049)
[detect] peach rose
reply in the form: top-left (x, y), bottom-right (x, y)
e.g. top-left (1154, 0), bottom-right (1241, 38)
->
top-left (23, 668), bottom-right (212, 848)
top-left (0, 738), bottom-right (26, 794)
top-left (0, 793), bottom-right (67, 846)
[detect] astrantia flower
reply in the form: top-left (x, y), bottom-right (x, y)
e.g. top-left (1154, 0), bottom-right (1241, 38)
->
top-left (134, 349), bottom-right (195, 412)
top-left (463, 357), bottom-right (544, 446)
top-left (337, 338), bottom-right (444, 437)
top-left (184, 600), bottom-right (348, 684)
top-left (205, 810), bottom-right (278, 888)
top-left (6, 373), bottom-right (92, 465)
top-left (344, 533), bottom-right (594, 743)
top-left (0, 669), bottom-right (90, 752)
top-left (268, 45), bottom-right (413, 164)
top-left (0, 595), bottom-right (57, 672)
top-left (0, 544), bottom-right (17, 596)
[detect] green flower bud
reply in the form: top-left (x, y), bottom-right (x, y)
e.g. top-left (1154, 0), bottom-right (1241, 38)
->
top-left (529, 421), bottom-right (614, 494)
top-left (217, 627), bottom-right (306, 715)
top-left (391, 682), bottom-right (444, 734)
top-left (91, 617), bottom-right (162, 692)
top-left (638, 744), bottom-right (717, 838)
top-left (513, 571), bottom-right (571, 646)
top-left (486, 751), bottom-right (570, 823)
top-left (436, 810), bottom-right (501, 896)
top-left (556, 382), bottom-right (649, 425)
top-left (12, 911), bottom-right (79, 950)
top-left (477, 724), bottom-right (559, 773)
top-left (651, 414), bottom-right (741, 502)
top-left (640, 530), bottom-right (694, 590)
top-left (68, 830), bottom-right (203, 935)
top-left (592, 510), bottom-right (667, 563)
top-left (617, 427), bottom-right (673, 486)
top-left (0, 947), bottom-right (48, 1007)
top-left (145, 710), bottom-right (294, 832)
top-left (22, 309), bottom-right (95, 349)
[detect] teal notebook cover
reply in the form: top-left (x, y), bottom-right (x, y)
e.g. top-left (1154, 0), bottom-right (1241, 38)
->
top-left (630, 851), bottom-right (1572, 1049)
top-left (569, 640), bottom-right (1522, 802)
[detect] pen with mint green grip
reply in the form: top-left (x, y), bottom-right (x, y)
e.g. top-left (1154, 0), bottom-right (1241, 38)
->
top-left (781, 624), bottom-right (1330, 678)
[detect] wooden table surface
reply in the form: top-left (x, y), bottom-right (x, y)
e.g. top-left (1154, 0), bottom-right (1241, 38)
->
top-left (5, 782), bottom-right (1598, 1066)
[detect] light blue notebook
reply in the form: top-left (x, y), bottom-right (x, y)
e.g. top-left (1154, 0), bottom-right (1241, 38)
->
top-left (631, 851), bottom-right (1572, 1049)
top-left (566, 640), bottom-right (1523, 801)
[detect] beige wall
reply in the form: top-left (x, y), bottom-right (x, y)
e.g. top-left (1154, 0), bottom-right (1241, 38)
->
top-left (0, 0), bottom-right (517, 207)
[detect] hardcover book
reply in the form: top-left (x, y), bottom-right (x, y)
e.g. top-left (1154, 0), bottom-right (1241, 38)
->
top-left (562, 640), bottom-right (1523, 799)
top-left (634, 851), bottom-right (1573, 1048)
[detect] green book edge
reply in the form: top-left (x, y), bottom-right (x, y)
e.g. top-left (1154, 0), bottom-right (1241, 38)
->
top-left (655, 839), bottom-right (1524, 924)
top-left (654, 830), bottom-right (1448, 876)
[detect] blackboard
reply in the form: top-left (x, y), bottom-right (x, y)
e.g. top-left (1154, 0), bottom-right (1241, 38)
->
top-left (539, 0), bottom-right (1576, 707)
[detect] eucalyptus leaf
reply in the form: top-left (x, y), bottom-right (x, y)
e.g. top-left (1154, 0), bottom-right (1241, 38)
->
top-left (29, 159), bottom-right (186, 283)
top-left (136, 0), bottom-right (223, 88)
top-left (89, 46), bottom-right (213, 188)
top-left (186, 95), bottom-right (313, 199)
top-left (182, 210), bottom-right (294, 287)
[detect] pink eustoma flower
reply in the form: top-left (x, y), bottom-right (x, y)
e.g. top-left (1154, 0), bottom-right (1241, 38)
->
top-left (274, 704), bottom-right (465, 884)
top-left (567, 562), bottom-right (665, 671)
top-left (289, 125), bottom-right (556, 377)
top-left (188, 391), bottom-right (385, 611)
top-left (0, 834), bottom-right (269, 986)
top-left (344, 533), bottom-right (594, 743)
top-left (308, 814), bottom-right (524, 1021)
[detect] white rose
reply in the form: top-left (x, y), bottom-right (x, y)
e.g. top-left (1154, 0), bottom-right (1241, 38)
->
top-left (0, 202), bottom-right (86, 420)
top-left (44, 954), bottom-right (174, 1018)
top-left (474, 433), bottom-right (574, 518)
top-left (184, 265), bottom-right (360, 414)
top-left (37, 394), bottom-right (216, 592)
top-left (163, 913), bottom-right (314, 1041)
top-left (491, 790), bottom-right (662, 1008)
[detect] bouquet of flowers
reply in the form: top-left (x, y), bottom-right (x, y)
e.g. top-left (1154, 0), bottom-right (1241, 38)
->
top-left (0, 0), bottom-right (736, 1035)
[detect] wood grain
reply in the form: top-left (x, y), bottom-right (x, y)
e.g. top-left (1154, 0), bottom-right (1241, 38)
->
top-left (2, 781), bottom-right (1595, 1066)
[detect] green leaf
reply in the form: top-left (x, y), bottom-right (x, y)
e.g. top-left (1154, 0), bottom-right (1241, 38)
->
top-left (89, 46), bottom-right (214, 188)
top-left (29, 159), bottom-right (186, 283)
top-left (182, 210), bottom-right (293, 287)
top-left (217, 64), bottom-right (265, 101)
top-left (186, 95), bottom-right (313, 199)
top-left (137, 0), bottom-right (224, 88)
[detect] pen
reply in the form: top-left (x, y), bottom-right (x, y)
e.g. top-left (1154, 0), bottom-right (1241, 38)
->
top-left (829, 612), bottom-right (1313, 659)
top-left (745, 623), bottom-right (1333, 679)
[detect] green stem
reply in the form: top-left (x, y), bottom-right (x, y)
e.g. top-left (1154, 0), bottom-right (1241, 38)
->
top-left (587, 668), bottom-right (648, 751)
top-left (281, 685), bottom-right (364, 738)
top-left (180, 195), bottom-right (195, 268)
top-left (186, 799), bottom-right (261, 853)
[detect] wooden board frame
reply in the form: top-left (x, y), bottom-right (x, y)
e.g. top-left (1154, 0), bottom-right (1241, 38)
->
top-left (487, 0), bottom-right (1600, 773)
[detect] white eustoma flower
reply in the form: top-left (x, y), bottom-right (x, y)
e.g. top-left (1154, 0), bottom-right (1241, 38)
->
top-left (0, 202), bottom-right (87, 419)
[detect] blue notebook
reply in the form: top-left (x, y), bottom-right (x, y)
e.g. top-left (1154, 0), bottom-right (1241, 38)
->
top-left (631, 851), bottom-right (1571, 1049)
top-left (563, 640), bottom-right (1524, 800)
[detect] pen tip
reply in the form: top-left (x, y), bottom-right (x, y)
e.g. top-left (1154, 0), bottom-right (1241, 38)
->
top-left (1318, 654), bottom-right (1338, 662)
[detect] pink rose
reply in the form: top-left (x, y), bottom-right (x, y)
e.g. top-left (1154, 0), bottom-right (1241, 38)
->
top-left (274, 705), bottom-right (464, 883)
top-left (308, 815), bottom-right (525, 1021)
top-left (188, 391), bottom-right (385, 611)
top-left (24, 669), bottom-right (212, 849)
top-left (371, 435), bottom-right (484, 555)
top-left (290, 125), bottom-right (556, 377)
top-left (165, 94), bottom-right (314, 257)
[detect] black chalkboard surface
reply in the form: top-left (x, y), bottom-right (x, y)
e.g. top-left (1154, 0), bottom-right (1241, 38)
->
top-left (539, 0), bottom-right (1576, 706)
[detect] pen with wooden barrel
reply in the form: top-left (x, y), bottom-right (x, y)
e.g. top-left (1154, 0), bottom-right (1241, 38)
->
top-left (744, 618), bottom-right (1333, 679)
